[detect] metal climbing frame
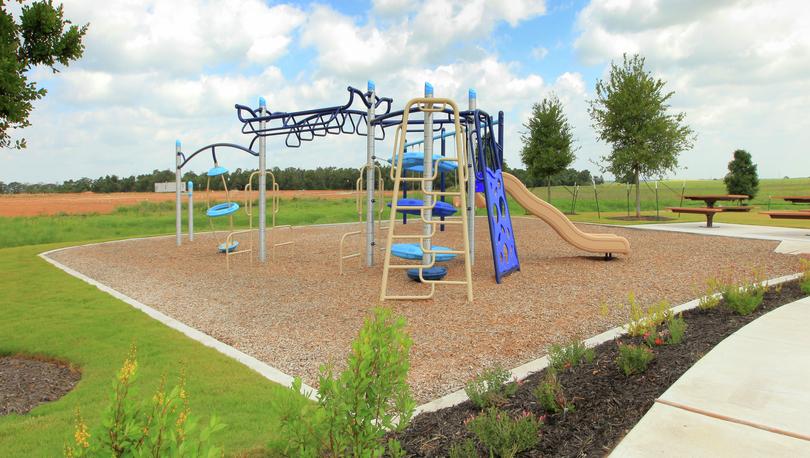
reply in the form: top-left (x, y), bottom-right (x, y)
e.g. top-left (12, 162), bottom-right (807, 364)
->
top-left (380, 97), bottom-right (473, 302)
top-left (339, 164), bottom-right (388, 274)
top-left (225, 170), bottom-right (295, 269)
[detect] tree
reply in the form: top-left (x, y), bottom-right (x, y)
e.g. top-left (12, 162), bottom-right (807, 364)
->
top-left (589, 54), bottom-right (695, 217)
top-left (724, 149), bottom-right (758, 199)
top-left (520, 94), bottom-right (577, 201)
top-left (0, 1), bottom-right (88, 149)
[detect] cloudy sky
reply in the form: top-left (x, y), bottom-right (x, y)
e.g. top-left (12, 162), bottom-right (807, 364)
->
top-left (3, 0), bottom-right (809, 183)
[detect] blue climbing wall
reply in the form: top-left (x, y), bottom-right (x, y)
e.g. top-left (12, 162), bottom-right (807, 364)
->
top-left (472, 112), bottom-right (519, 283)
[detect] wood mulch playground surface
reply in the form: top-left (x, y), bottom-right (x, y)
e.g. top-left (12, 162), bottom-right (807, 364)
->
top-left (47, 216), bottom-right (803, 403)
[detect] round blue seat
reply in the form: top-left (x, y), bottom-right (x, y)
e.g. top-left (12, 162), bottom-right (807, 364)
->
top-left (218, 241), bottom-right (239, 253)
top-left (207, 166), bottom-right (229, 177)
top-left (389, 199), bottom-right (457, 217)
top-left (388, 152), bottom-right (458, 173)
top-left (206, 202), bottom-right (240, 217)
top-left (407, 267), bottom-right (448, 282)
top-left (390, 243), bottom-right (456, 262)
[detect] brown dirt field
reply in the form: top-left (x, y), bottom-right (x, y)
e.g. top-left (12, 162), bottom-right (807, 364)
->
top-left (0, 190), bottom-right (357, 217)
top-left (47, 217), bottom-right (803, 402)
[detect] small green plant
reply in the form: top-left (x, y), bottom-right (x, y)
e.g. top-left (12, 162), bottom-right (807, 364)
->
top-left (464, 365), bottom-right (518, 409)
top-left (698, 278), bottom-right (722, 310)
top-left (547, 338), bottom-right (595, 371)
top-left (466, 408), bottom-right (541, 458)
top-left (533, 371), bottom-right (571, 414)
top-left (448, 438), bottom-right (479, 458)
top-left (801, 259), bottom-right (810, 295)
top-left (275, 307), bottom-right (415, 457)
top-left (63, 345), bottom-right (225, 457)
top-left (616, 343), bottom-right (655, 376)
top-left (721, 281), bottom-right (765, 315)
top-left (625, 293), bottom-right (671, 337)
top-left (666, 313), bottom-right (687, 344)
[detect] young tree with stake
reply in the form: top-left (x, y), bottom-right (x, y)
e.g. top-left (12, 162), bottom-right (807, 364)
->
top-left (588, 54), bottom-right (695, 218)
top-left (520, 94), bottom-right (577, 202)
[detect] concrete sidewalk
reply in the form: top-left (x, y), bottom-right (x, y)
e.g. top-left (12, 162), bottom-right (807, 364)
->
top-left (630, 222), bottom-right (810, 254)
top-left (610, 296), bottom-right (810, 457)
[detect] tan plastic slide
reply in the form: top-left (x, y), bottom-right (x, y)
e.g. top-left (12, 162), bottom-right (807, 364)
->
top-left (501, 172), bottom-right (631, 255)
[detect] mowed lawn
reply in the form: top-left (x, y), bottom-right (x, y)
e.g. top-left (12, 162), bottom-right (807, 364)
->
top-left (0, 177), bottom-right (808, 455)
top-left (0, 242), bottom-right (311, 456)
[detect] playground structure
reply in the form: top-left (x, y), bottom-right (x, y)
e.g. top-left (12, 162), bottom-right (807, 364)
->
top-left (173, 82), bottom-right (630, 301)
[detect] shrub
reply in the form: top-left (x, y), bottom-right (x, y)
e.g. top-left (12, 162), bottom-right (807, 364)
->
top-left (466, 408), bottom-right (541, 458)
top-left (616, 343), bottom-right (655, 376)
top-left (448, 438), bottom-right (478, 458)
top-left (63, 345), bottom-right (225, 457)
top-left (464, 365), bottom-right (518, 409)
top-left (666, 313), bottom-right (687, 344)
top-left (547, 339), bottom-right (594, 371)
top-left (625, 293), bottom-right (671, 337)
top-left (724, 149), bottom-right (759, 199)
top-left (275, 307), bottom-right (415, 456)
top-left (533, 371), bottom-right (571, 414)
top-left (721, 281), bottom-right (765, 315)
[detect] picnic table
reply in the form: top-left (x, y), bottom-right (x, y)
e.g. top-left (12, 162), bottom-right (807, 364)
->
top-left (776, 196), bottom-right (810, 204)
top-left (669, 194), bottom-right (752, 227)
top-left (682, 194), bottom-right (750, 208)
top-left (761, 195), bottom-right (810, 221)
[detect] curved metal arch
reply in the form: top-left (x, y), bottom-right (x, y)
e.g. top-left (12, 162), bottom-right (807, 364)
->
top-left (178, 142), bottom-right (259, 169)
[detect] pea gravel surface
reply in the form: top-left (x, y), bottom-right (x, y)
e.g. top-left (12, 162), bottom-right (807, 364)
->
top-left (47, 217), bottom-right (802, 402)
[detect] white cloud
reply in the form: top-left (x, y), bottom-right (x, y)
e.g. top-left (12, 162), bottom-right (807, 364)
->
top-left (531, 46), bottom-right (549, 59)
top-left (573, 0), bottom-right (810, 179)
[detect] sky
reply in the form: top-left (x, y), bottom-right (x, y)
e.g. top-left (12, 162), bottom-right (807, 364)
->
top-left (3, 0), bottom-right (809, 183)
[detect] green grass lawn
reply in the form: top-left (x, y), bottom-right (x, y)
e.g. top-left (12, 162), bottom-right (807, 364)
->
top-left (0, 242), bottom-right (307, 456)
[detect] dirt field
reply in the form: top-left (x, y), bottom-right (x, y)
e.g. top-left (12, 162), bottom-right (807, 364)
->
top-left (0, 191), bottom-right (357, 217)
top-left (48, 217), bottom-right (803, 402)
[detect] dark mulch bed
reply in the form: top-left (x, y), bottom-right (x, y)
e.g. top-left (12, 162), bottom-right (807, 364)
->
top-left (0, 355), bottom-right (81, 416)
top-left (395, 280), bottom-right (807, 457)
top-left (607, 215), bottom-right (675, 222)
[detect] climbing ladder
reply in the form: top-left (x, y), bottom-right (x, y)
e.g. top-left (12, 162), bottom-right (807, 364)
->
top-left (339, 163), bottom-right (388, 274)
top-left (469, 110), bottom-right (520, 283)
top-left (380, 97), bottom-right (473, 302)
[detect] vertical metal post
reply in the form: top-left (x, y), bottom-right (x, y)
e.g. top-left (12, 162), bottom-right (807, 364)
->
top-left (175, 140), bottom-right (182, 246)
top-left (258, 96), bottom-right (268, 263)
top-left (366, 80), bottom-right (376, 267)
top-left (422, 82), bottom-right (434, 268)
top-left (467, 89), bottom-right (476, 265)
top-left (187, 181), bottom-right (194, 241)
top-left (440, 128), bottom-right (446, 232)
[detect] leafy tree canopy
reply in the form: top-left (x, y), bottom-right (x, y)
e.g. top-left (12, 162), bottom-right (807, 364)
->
top-left (520, 94), bottom-right (577, 200)
top-left (724, 149), bottom-right (759, 198)
top-left (0, 0), bottom-right (88, 148)
top-left (588, 53), bottom-right (695, 216)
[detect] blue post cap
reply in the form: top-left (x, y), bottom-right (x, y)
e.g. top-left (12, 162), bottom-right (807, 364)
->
top-left (187, 181), bottom-right (193, 192)
top-left (258, 96), bottom-right (266, 108)
top-left (469, 88), bottom-right (477, 99)
top-left (424, 82), bottom-right (434, 97)
top-left (175, 139), bottom-right (181, 149)
top-left (367, 80), bottom-right (375, 91)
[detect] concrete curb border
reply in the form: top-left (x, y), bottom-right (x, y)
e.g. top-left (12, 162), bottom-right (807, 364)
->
top-left (414, 272), bottom-right (803, 415)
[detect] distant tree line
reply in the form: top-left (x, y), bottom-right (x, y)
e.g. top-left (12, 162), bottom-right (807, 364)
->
top-left (505, 166), bottom-right (604, 188)
top-left (1, 163), bottom-right (603, 195)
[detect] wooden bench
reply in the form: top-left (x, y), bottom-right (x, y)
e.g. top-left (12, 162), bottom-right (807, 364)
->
top-left (717, 206), bottom-right (752, 212)
top-left (667, 207), bottom-right (724, 227)
top-left (761, 211), bottom-right (810, 220)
